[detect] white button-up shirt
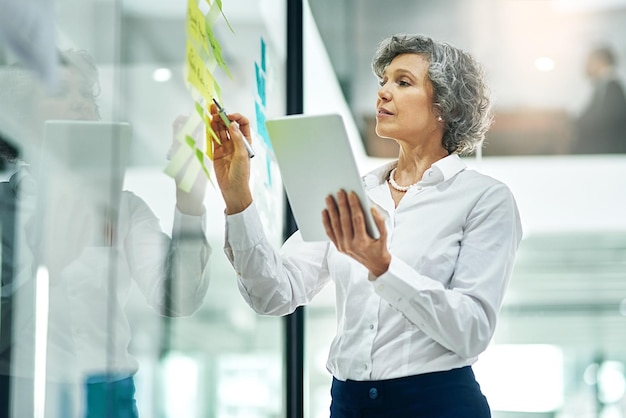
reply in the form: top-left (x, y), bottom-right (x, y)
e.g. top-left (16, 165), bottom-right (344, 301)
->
top-left (225, 154), bottom-right (522, 381)
top-left (3, 174), bottom-right (211, 382)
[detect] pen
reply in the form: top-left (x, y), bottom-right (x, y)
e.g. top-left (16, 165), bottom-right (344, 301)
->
top-left (212, 98), bottom-right (255, 158)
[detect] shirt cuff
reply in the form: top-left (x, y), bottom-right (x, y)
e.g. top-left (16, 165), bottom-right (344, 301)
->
top-left (172, 207), bottom-right (207, 239)
top-left (225, 202), bottom-right (266, 251)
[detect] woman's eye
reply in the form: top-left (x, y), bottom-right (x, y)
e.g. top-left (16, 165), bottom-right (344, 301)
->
top-left (81, 91), bottom-right (95, 100)
top-left (378, 79), bottom-right (386, 87)
top-left (50, 86), bottom-right (69, 98)
top-left (398, 80), bottom-right (410, 87)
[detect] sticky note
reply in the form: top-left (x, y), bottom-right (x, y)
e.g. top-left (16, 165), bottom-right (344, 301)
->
top-left (186, 40), bottom-right (216, 102)
top-left (255, 101), bottom-right (271, 150)
top-left (260, 38), bottom-right (266, 72)
top-left (205, 25), bottom-right (231, 78)
top-left (164, 144), bottom-right (194, 178)
top-left (186, 0), bottom-right (208, 53)
top-left (179, 157), bottom-right (202, 192)
top-left (255, 62), bottom-right (266, 107)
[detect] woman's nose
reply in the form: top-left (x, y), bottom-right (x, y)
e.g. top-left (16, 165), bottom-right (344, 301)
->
top-left (68, 93), bottom-right (98, 119)
top-left (377, 85), bottom-right (391, 101)
top-left (71, 94), bottom-right (92, 110)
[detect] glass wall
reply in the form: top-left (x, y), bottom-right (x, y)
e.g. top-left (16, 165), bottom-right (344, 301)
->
top-left (1, 1), bottom-right (286, 417)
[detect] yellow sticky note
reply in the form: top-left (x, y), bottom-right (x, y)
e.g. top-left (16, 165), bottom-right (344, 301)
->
top-left (186, 41), bottom-right (216, 102)
top-left (187, 0), bottom-right (208, 53)
top-left (175, 0), bottom-right (234, 185)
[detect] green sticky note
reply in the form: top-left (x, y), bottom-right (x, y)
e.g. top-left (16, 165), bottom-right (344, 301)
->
top-left (164, 143), bottom-right (193, 178)
top-left (179, 159), bottom-right (202, 192)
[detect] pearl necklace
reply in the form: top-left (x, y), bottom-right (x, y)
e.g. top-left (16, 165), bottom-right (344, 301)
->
top-left (388, 168), bottom-right (419, 192)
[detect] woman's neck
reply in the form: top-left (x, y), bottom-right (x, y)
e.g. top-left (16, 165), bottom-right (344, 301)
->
top-left (394, 146), bottom-right (448, 185)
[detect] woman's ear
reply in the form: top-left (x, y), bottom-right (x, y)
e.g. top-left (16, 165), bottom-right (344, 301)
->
top-left (433, 104), bottom-right (444, 124)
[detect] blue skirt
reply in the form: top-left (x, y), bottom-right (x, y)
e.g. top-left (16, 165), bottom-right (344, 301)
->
top-left (330, 366), bottom-right (491, 418)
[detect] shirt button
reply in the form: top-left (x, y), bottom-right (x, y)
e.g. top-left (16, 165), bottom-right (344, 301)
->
top-left (369, 324), bottom-right (374, 330)
top-left (369, 387), bottom-right (378, 399)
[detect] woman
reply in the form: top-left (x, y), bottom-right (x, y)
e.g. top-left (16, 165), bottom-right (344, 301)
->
top-left (211, 34), bottom-right (522, 417)
top-left (0, 50), bottom-right (211, 418)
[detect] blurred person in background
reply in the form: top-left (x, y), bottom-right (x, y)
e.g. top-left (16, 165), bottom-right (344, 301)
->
top-left (573, 45), bottom-right (626, 154)
top-left (0, 49), bottom-right (211, 418)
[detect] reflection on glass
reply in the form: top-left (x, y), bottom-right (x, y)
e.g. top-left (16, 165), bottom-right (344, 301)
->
top-left (3, 0), bottom-right (288, 416)
top-left (0, 49), bottom-right (210, 417)
top-left (216, 354), bottom-right (281, 418)
top-left (161, 353), bottom-right (199, 418)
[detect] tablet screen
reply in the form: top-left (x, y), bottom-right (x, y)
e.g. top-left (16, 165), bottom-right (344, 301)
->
top-left (266, 113), bottom-right (379, 242)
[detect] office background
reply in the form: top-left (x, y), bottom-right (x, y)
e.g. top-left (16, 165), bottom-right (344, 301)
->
top-left (0, 0), bottom-right (625, 417)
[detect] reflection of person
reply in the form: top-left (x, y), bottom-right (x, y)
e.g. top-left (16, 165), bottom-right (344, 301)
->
top-left (0, 50), bottom-right (211, 418)
top-left (573, 46), bottom-right (626, 154)
top-left (210, 33), bottom-right (522, 417)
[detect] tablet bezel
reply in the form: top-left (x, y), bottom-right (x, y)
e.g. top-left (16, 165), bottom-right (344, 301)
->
top-left (266, 113), bottom-right (379, 242)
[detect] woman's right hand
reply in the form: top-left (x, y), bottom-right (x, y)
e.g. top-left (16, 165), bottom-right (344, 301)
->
top-left (209, 103), bottom-right (254, 214)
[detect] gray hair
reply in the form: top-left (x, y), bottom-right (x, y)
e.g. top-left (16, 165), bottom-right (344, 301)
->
top-left (0, 49), bottom-right (101, 125)
top-left (372, 34), bottom-right (493, 155)
top-left (0, 49), bottom-right (101, 157)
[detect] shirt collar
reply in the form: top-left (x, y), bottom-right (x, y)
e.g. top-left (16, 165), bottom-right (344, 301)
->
top-left (2, 161), bottom-right (37, 198)
top-left (362, 154), bottom-right (466, 189)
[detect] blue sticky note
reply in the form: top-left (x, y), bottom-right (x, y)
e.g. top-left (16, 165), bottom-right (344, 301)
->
top-left (255, 62), bottom-right (266, 107)
top-left (265, 154), bottom-right (272, 187)
top-left (255, 100), bottom-right (271, 150)
top-left (260, 38), bottom-right (266, 72)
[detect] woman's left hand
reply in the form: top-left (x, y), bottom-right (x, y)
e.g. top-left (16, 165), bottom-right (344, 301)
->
top-left (322, 190), bottom-right (391, 278)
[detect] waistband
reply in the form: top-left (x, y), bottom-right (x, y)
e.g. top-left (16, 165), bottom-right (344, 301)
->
top-left (331, 366), bottom-right (481, 407)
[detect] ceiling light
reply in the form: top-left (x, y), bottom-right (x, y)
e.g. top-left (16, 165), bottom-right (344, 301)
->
top-left (598, 361), bottom-right (626, 403)
top-left (535, 57), bottom-right (555, 72)
top-left (153, 68), bottom-right (172, 82)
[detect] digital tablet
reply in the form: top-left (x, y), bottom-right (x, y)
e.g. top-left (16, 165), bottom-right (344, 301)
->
top-left (37, 120), bottom-right (132, 249)
top-left (265, 113), bottom-right (379, 242)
